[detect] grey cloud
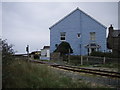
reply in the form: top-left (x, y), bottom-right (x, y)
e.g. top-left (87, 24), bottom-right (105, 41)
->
top-left (2, 2), bottom-right (118, 54)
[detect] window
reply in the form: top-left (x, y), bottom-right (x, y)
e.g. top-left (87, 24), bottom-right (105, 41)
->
top-left (60, 32), bottom-right (66, 41)
top-left (55, 44), bottom-right (58, 48)
top-left (77, 33), bottom-right (81, 38)
top-left (90, 32), bottom-right (96, 41)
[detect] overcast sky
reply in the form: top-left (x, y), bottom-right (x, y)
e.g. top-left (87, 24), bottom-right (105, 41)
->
top-left (2, 2), bottom-right (118, 54)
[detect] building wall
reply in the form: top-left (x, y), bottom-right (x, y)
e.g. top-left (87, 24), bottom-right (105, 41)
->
top-left (40, 49), bottom-right (50, 60)
top-left (50, 9), bottom-right (106, 55)
top-left (50, 10), bottom-right (81, 55)
top-left (81, 12), bottom-right (107, 55)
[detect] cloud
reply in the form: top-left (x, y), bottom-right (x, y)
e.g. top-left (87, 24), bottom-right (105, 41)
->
top-left (2, 2), bottom-right (118, 53)
top-left (0, 2), bottom-right (2, 37)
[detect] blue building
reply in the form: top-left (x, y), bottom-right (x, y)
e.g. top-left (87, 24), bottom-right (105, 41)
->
top-left (49, 8), bottom-right (107, 55)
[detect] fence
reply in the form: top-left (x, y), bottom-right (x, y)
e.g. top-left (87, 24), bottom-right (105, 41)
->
top-left (69, 55), bottom-right (119, 65)
top-left (50, 53), bottom-right (119, 65)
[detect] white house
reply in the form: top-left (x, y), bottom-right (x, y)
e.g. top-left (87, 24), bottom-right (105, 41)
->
top-left (40, 46), bottom-right (50, 60)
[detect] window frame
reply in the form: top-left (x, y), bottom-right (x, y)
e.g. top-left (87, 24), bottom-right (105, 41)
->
top-left (60, 32), bottom-right (66, 41)
top-left (90, 32), bottom-right (96, 41)
top-left (77, 33), bottom-right (81, 38)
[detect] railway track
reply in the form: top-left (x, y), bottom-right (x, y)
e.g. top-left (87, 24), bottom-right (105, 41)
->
top-left (30, 60), bottom-right (120, 78)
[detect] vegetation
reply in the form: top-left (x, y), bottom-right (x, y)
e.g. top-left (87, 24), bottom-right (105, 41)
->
top-left (2, 39), bottom-right (117, 88)
top-left (33, 54), bottom-right (40, 59)
top-left (90, 51), bottom-right (120, 58)
top-left (54, 41), bottom-right (73, 56)
top-left (61, 55), bottom-right (120, 69)
top-left (1, 39), bottom-right (92, 88)
top-left (1, 39), bottom-right (15, 65)
top-left (2, 39), bottom-right (15, 88)
top-left (30, 51), bottom-right (40, 59)
top-left (100, 63), bottom-right (120, 69)
top-left (3, 59), bottom-right (93, 88)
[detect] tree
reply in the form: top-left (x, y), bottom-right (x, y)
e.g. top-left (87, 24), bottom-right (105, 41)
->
top-left (1, 39), bottom-right (15, 65)
top-left (54, 41), bottom-right (73, 56)
top-left (1, 39), bottom-right (15, 88)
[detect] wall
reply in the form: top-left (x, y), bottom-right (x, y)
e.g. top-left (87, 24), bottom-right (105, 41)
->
top-left (50, 9), bottom-right (81, 55)
top-left (40, 49), bottom-right (50, 60)
top-left (50, 9), bottom-right (106, 55)
top-left (81, 12), bottom-right (107, 55)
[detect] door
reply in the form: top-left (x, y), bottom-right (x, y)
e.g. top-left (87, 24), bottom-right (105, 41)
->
top-left (91, 48), bottom-right (96, 53)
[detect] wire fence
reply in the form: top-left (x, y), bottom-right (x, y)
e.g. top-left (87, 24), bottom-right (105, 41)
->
top-left (50, 52), bottom-right (119, 65)
top-left (69, 55), bottom-right (119, 65)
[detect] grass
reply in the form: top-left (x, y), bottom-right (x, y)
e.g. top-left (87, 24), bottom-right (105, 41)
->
top-left (3, 58), bottom-right (93, 88)
top-left (3, 57), bottom-right (118, 88)
top-left (35, 59), bottom-right (119, 72)
top-left (100, 63), bottom-right (120, 68)
top-left (100, 63), bottom-right (120, 72)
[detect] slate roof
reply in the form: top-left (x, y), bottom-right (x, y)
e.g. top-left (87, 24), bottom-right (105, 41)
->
top-left (112, 30), bottom-right (120, 37)
top-left (49, 8), bottom-right (107, 29)
top-left (31, 51), bottom-right (41, 54)
top-left (43, 46), bottom-right (50, 49)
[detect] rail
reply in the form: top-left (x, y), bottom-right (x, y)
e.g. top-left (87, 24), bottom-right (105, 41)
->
top-left (30, 60), bottom-right (120, 78)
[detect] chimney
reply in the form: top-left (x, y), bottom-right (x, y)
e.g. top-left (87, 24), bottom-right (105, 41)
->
top-left (109, 24), bottom-right (113, 34)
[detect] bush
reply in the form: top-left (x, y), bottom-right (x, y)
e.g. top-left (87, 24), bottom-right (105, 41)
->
top-left (1, 39), bottom-right (16, 88)
top-left (33, 54), bottom-right (39, 59)
top-left (54, 41), bottom-right (73, 56)
top-left (70, 55), bottom-right (81, 60)
top-left (1, 39), bottom-right (15, 65)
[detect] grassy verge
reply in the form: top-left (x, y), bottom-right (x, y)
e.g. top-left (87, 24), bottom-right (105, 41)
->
top-left (100, 63), bottom-right (120, 68)
top-left (3, 57), bottom-right (117, 88)
top-left (33, 59), bottom-right (119, 72)
top-left (3, 58), bottom-right (93, 88)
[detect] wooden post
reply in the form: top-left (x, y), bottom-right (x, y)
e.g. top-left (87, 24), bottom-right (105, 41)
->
top-left (68, 49), bottom-right (70, 63)
top-left (103, 57), bottom-right (106, 64)
top-left (87, 57), bottom-right (88, 65)
top-left (103, 50), bottom-right (105, 64)
top-left (81, 56), bottom-right (83, 65)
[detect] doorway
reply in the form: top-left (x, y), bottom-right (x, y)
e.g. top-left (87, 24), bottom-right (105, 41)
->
top-left (91, 48), bottom-right (96, 53)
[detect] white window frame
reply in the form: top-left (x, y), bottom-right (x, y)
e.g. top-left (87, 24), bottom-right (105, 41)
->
top-left (77, 33), bottom-right (81, 38)
top-left (60, 32), bottom-right (66, 41)
top-left (90, 32), bottom-right (96, 41)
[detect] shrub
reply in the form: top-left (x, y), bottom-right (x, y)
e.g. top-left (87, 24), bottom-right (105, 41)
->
top-left (33, 54), bottom-right (39, 59)
top-left (1, 39), bottom-right (15, 65)
top-left (70, 55), bottom-right (81, 60)
top-left (1, 39), bottom-right (16, 88)
top-left (54, 41), bottom-right (73, 56)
